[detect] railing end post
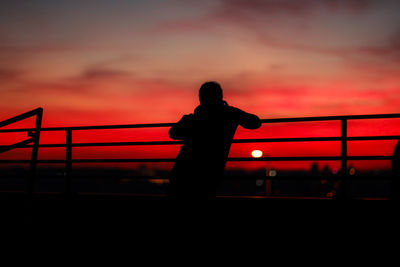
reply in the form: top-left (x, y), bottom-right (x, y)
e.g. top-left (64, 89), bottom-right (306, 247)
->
top-left (338, 119), bottom-right (348, 199)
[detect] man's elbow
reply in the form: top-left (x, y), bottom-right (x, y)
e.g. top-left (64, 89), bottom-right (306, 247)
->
top-left (253, 117), bottom-right (262, 129)
top-left (250, 119), bottom-right (262, 129)
top-left (244, 115), bottom-right (261, 129)
top-left (169, 127), bottom-right (182, 140)
top-left (169, 128), bottom-right (177, 139)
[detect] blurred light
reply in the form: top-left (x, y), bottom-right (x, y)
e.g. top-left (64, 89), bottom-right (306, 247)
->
top-left (268, 170), bottom-right (277, 177)
top-left (251, 150), bottom-right (263, 158)
top-left (326, 191), bottom-right (336, 198)
top-left (349, 167), bottom-right (356, 176)
top-left (332, 168), bottom-right (339, 174)
top-left (255, 179), bottom-right (264, 186)
top-left (148, 179), bottom-right (168, 185)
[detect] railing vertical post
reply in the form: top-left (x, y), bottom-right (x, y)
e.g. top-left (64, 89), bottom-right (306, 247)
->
top-left (66, 129), bottom-right (72, 194)
top-left (28, 108), bottom-right (43, 195)
top-left (340, 119), bottom-right (348, 199)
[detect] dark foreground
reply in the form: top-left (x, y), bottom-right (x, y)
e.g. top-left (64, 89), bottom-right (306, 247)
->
top-left (0, 192), bottom-right (394, 230)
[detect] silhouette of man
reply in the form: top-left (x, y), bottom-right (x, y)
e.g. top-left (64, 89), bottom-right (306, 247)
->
top-left (391, 140), bottom-right (400, 200)
top-left (168, 81), bottom-right (261, 199)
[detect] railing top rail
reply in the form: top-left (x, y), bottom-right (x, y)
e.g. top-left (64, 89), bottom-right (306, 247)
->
top-left (0, 107), bottom-right (43, 129)
top-left (0, 112), bottom-right (399, 133)
top-left (261, 113), bottom-right (400, 123)
top-left (0, 122), bottom-right (174, 133)
top-left (1, 135), bottom-right (399, 150)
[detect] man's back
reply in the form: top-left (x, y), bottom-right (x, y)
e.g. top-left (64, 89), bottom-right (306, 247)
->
top-left (169, 103), bottom-right (260, 198)
top-left (170, 104), bottom-right (260, 171)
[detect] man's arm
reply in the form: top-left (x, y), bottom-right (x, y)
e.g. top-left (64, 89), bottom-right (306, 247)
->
top-left (238, 110), bottom-right (261, 129)
top-left (169, 115), bottom-right (192, 140)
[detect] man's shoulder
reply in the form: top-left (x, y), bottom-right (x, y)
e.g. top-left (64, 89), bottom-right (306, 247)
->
top-left (224, 105), bottom-right (244, 115)
top-left (177, 113), bottom-right (195, 124)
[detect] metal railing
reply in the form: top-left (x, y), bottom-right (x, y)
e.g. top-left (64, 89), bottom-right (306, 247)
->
top-left (0, 108), bottom-right (43, 194)
top-left (0, 108), bottom-right (399, 198)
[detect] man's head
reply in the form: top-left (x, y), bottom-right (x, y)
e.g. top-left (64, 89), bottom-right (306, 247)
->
top-left (199, 81), bottom-right (223, 106)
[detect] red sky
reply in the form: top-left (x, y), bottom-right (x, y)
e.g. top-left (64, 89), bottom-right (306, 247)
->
top-left (1, 0), bottom-right (399, 171)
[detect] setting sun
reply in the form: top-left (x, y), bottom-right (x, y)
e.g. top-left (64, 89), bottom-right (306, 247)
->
top-left (251, 150), bottom-right (263, 158)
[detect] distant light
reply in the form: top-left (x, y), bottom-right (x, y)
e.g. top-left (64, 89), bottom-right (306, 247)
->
top-left (251, 150), bottom-right (263, 158)
top-left (332, 168), bottom-right (339, 175)
top-left (326, 191), bottom-right (336, 198)
top-left (268, 170), bottom-right (277, 177)
top-left (349, 167), bottom-right (356, 176)
top-left (255, 179), bottom-right (264, 186)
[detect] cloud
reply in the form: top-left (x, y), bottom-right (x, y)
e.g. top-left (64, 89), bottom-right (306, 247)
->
top-left (80, 68), bottom-right (133, 80)
top-left (219, 0), bottom-right (399, 62)
top-left (0, 68), bottom-right (24, 81)
top-left (0, 60), bottom-right (199, 123)
top-left (0, 64), bottom-right (138, 112)
top-left (156, 0), bottom-right (400, 63)
top-left (256, 31), bottom-right (400, 61)
top-left (217, 0), bottom-right (372, 16)
top-left (160, 0), bottom-right (372, 32)
top-left (0, 45), bottom-right (93, 54)
top-left (355, 30), bottom-right (400, 60)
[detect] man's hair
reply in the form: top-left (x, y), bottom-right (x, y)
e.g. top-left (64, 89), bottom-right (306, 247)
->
top-left (199, 81), bottom-right (223, 105)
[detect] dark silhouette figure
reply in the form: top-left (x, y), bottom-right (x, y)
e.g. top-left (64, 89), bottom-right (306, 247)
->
top-left (391, 140), bottom-right (400, 200)
top-left (168, 81), bottom-right (261, 200)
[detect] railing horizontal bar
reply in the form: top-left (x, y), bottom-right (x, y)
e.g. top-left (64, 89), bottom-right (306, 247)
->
top-left (0, 159), bottom-right (174, 163)
top-left (1, 113), bottom-right (399, 133)
top-left (72, 141), bottom-right (183, 147)
top-left (0, 141), bottom-right (184, 148)
top-left (0, 108), bottom-right (43, 128)
top-left (229, 156), bottom-right (393, 161)
top-left (0, 123), bottom-right (174, 133)
top-left (0, 138), bottom-right (33, 153)
top-left (233, 137), bottom-right (341, 143)
top-left (234, 136), bottom-right (400, 142)
top-left (73, 159), bottom-right (174, 163)
top-left (0, 159), bottom-right (69, 164)
top-left (347, 156), bottom-right (393, 160)
top-left (0, 155), bottom-right (392, 164)
top-left (2, 135), bottom-right (399, 149)
top-left (348, 136), bottom-right (400, 141)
